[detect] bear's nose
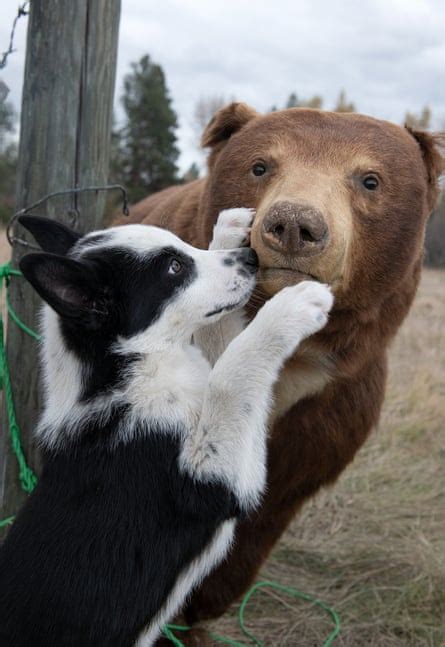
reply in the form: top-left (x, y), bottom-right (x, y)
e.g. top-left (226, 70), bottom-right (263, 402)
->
top-left (262, 201), bottom-right (329, 257)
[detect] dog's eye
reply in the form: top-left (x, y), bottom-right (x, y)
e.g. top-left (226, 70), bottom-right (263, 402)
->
top-left (168, 258), bottom-right (183, 275)
top-left (252, 162), bottom-right (267, 177)
top-left (362, 174), bottom-right (379, 191)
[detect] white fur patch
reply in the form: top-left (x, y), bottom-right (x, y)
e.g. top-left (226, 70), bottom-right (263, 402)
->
top-left (209, 208), bottom-right (255, 251)
top-left (78, 224), bottom-right (195, 260)
top-left (135, 520), bottom-right (235, 646)
top-left (37, 307), bottom-right (84, 446)
top-left (182, 281), bottom-right (334, 510)
top-left (194, 207), bottom-right (255, 366)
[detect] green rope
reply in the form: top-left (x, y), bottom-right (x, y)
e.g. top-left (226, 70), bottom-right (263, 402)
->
top-left (0, 515), bottom-right (15, 529)
top-left (162, 580), bottom-right (340, 646)
top-left (162, 625), bottom-right (192, 647)
top-left (6, 290), bottom-right (42, 342)
top-left (162, 581), bottom-right (340, 647)
top-left (0, 263), bottom-right (341, 645)
top-left (163, 623), bottom-right (245, 647)
top-left (0, 263), bottom-right (42, 342)
top-left (0, 262), bottom-right (38, 501)
top-left (239, 580), bottom-right (341, 646)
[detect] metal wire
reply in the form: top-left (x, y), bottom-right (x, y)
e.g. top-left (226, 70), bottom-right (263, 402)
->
top-left (7, 184), bottom-right (130, 250)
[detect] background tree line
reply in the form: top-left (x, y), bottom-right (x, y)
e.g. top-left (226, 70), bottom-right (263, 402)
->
top-left (0, 53), bottom-right (443, 263)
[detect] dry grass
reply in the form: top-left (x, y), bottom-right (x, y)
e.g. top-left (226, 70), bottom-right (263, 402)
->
top-left (1, 229), bottom-right (444, 645)
top-left (211, 270), bottom-right (445, 645)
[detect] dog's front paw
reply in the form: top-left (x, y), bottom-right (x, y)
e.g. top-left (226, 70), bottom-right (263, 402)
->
top-left (283, 281), bottom-right (333, 334)
top-left (209, 208), bottom-right (255, 250)
top-left (257, 282), bottom-right (334, 357)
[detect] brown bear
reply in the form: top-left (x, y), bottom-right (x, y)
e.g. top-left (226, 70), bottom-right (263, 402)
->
top-left (118, 104), bottom-right (444, 643)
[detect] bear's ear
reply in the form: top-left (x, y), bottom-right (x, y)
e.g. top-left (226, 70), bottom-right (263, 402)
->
top-left (201, 102), bottom-right (259, 149)
top-left (405, 127), bottom-right (445, 210)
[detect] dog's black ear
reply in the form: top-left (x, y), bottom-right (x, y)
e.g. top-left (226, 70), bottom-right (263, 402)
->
top-left (18, 215), bottom-right (82, 255)
top-left (20, 253), bottom-right (108, 328)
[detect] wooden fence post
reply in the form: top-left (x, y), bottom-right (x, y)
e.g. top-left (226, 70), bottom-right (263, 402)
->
top-left (0, 0), bottom-right (121, 519)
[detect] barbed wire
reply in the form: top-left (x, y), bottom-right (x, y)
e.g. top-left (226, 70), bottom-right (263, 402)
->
top-left (0, 2), bottom-right (30, 71)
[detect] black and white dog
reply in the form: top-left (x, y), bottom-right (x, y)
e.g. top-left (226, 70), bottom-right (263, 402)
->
top-left (0, 209), bottom-right (332, 646)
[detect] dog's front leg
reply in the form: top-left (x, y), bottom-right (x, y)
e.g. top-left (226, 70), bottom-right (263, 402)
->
top-left (193, 208), bottom-right (255, 366)
top-left (182, 281), bottom-right (334, 510)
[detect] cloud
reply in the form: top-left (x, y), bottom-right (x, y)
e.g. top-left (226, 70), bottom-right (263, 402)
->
top-left (1, 0), bottom-right (444, 174)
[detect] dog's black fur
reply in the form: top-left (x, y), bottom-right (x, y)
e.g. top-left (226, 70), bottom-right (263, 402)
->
top-left (0, 214), bottom-right (332, 646)
top-left (0, 429), bottom-right (238, 647)
top-left (0, 217), bottom-right (250, 646)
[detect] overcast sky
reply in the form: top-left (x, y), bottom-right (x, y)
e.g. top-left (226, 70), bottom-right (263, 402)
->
top-left (1, 0), bottom-right (444, 173)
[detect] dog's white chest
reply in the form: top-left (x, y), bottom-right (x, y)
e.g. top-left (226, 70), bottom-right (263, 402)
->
top-left (124, 345), bottom-right (210, 431)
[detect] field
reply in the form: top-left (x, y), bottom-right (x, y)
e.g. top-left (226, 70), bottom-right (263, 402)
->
top-left (1, 231), bottom-right (444, 645)
top-left (212, 269), bottom-right (445, 646)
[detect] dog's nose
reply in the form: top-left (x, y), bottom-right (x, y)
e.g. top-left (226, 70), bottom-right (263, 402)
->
top-left (261, 201), bottom-right (329, 257)
top-left (236, 248), bottom-right (258, 274)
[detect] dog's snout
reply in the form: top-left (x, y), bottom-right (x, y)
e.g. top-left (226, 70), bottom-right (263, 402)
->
top-left (262, 201), bottom-right (329, 257)
top-left (236, 248), bottom-right (258, 274)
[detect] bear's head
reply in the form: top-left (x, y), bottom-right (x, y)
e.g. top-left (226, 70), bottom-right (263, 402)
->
top-left (201, 103), bottom-right (444, 317)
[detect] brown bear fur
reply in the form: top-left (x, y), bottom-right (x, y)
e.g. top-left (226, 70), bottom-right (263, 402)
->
top-left (117, 104), bottom-right (444, 641)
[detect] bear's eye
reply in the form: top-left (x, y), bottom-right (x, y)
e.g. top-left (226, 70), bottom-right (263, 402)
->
top-left (362, 174), bottom-right (379, 191)
top-left (252, 162), bottom-right (267, 177)
top-left (168, 258), bottom-right (183, 275)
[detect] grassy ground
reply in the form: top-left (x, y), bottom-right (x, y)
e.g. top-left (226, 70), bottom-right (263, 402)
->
top-left (1, 230), bottom-right (444, 645)
top-left (211, 269), bottom-right (445, 645)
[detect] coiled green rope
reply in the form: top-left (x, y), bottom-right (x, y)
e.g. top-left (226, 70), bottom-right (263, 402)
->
top-left (0, 262), bottom-right (38, 521)
top-left (0, 262), bottom-right (340, 644)
top-left (163, 579), bottom-right (340, 646)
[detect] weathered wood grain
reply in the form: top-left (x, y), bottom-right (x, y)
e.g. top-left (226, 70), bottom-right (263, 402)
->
top-left (0, 0), bottom-right (121, 519)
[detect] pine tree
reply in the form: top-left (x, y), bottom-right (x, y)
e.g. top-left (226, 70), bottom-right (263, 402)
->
top-left (0, 100), bottom-right (16, 151)
top-left (304, 95), bottom-right (323, 109)
top-left (182, 162), bottom-right (200, 183)
top-left (117, 55), bottom-right (179, 203)
top-left (334, 90), bottom-right (355, 113)
top-left (283, 93), bottom-right (323, 110)
top-left (286, 92), bottom-right (299, 108)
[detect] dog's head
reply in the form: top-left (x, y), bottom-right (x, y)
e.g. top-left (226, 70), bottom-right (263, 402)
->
top-left (19, 216), bottom-right (257, 358)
